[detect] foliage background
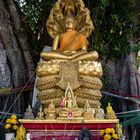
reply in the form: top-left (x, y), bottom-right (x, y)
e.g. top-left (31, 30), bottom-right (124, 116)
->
top-left (16, 0), bottom-right (140, 60)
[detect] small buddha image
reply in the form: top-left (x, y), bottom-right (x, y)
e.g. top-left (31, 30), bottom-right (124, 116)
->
top-left (95, 105), bottom-right (105, 119)
top-left (44, 100), bottom-right (56, 119)
top-left (58, 83), bottom-right (82, 119)
top-left (105, 103), bottom-right (116, 119)
top-left (23, 105), bottom-right (34, 119)
top-left (84, 100), bottom-right (91, 111)
top-left (36, 106), bottom-right (44, 119)
top-left (64, 83), bottom-right (77, 109)
top-left (83, 100), bottom-right (95, 120)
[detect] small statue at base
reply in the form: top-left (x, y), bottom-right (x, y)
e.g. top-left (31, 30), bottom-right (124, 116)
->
top-left (95, 105), bottom-right (105, 119)
top-left (83, 100), bottom-right (95, 120)
top-left (36, 106), bottom-right (44, 119)
top-left (105, 103), bottom-right (116, 119)
top-left (84, 100), bottom-right (92, 112)
top-left (44, 101), bottom-right (56, 119)
top-left (64, 87), bottom-right (77, 109)
top-left (23, 105), bottom-right (34, 119)
top-left (58, 83), bottom-right (82, 118)
top-left (16, 125), bottom-right (26, 140)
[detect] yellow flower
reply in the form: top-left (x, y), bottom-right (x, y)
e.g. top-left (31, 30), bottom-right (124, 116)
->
top-left (100, 129), bottom-right (105, 136)
top-left (5, 124), bottom-right (11, 129)
top-left (111, 128), bottom-right (115, 134)
top-left (104, 134), bottom-right (111, 140)
top-left (6, 118), bottom-right (10, 123)
top-left (105, 128), bottom-right (112, 134)
top-left (11, 119), bottom-right (18, 124)
top-left (112, 133), bottom-right (118, 139)
top-left (11, 114), bottom-right (17, 119)
top-left (13, 125), bottom-right (18, 130)
top-left (9, 118), bottom-right (13, 123)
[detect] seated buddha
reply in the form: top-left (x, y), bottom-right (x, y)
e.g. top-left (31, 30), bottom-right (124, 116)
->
top-left (36, 106), bottom-right (44, 119)
top-left (40, 14), bottom-right (98, 62)
top-left (58, 83), bottom-right (82, 118)
top-left (53, 15), bottom-right (88, 52)
top-left (83, 100), bottom-right (95, 120)
top-left (44, 101), bottom-right (56, 119)
top-left (95, 105), bottom-right (105, 119)
top-left (105, 103), bottom-right (116, 119)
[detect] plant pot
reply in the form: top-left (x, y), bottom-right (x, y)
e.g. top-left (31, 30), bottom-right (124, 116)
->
top-left (5, 133), bottom-right (15, 140)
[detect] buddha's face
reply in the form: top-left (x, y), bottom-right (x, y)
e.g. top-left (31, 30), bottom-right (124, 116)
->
top-left (67, 91), bottom-right (72, 99)
top-left (65, 17), bottom-right (74, 30)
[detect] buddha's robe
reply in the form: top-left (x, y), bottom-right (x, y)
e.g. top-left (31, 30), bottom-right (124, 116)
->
top-left (60, 30), bottom-right (88, 52)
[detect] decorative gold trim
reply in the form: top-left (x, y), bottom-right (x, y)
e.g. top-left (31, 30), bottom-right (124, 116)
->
top-left (19, 119), bottom-right (119, 124)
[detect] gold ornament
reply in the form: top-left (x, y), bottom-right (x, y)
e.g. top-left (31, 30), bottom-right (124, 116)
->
top-left (105, 103), bottom-right (117, 119)
top-left (46, 0), bottom-right (94, 39)
top-left (16, 125), bottom-right (26, 140)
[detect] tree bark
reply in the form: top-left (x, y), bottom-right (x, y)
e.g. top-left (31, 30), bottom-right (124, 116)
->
top-left (0, 0), bottom-right (34, 114)
top-left (103, 51), bottom-right (140, 140)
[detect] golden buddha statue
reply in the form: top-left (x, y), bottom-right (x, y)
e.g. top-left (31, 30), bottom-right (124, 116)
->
top-left (41, 12), bottom-right (98, 61)
top-left (36, 106), bottom-right (44, 119)
top-left (58, 83), bottom-right (82, 119)
top-left (64, 84), bottom-right (77, 109)
top-left (53, 15), bottom-right (88, 52)
top-left (44, 101), bottom-right (56, 119)
top-left (36, 0), bottom-right (103, 111)
top-left (83, 100), bottom-right (95, 120)
top-left (105, 103), bottom-right (117, 119)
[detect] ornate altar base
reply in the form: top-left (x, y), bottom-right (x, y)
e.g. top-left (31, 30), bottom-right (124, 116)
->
top-left (19, 119), bottom-right (119, 140)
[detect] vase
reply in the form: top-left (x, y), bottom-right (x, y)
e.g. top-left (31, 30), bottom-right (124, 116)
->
top-left (5, 133), bottom-right (15, 140)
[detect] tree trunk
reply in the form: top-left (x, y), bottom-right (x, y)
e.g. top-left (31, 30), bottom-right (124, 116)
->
top-left (103, 51), bottom-right (140, 140)
top-left (0, 0), bottom-right (34, 114)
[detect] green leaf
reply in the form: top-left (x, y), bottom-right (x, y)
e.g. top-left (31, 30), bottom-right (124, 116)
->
top-left (101, 0), bottom-right (110, 7)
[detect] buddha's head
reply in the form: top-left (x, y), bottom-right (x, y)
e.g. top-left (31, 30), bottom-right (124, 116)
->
top-left (39, 106), bottom-right (43, 111)
top-left (65, 15), bottom-right (75, 30)
top-left (67, 90), bottom-right (72, 99)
